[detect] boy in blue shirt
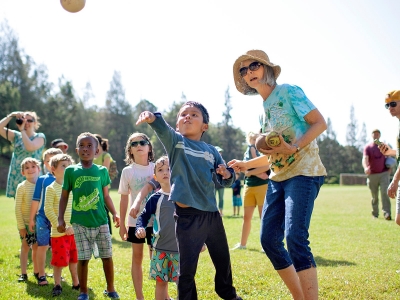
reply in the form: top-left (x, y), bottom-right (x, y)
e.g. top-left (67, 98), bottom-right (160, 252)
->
top-left (29, 147), bottom-right (63, 285)
top-left (136, 101), bottom-right (242, 300)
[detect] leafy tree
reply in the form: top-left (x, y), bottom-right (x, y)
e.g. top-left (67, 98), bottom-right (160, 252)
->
top-left (346, 105), bottom-right (358, 146)
top-left (357, 122), bottom-right (368, 151)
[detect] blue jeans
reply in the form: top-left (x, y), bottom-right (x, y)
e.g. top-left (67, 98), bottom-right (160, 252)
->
top-left (260, 176), bottom-right (324, 272)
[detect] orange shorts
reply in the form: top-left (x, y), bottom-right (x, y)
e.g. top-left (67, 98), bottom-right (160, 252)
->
top-left (243, 184), bottom-right (268, 207)
top-left (51, 235), bottom-right (78, 267)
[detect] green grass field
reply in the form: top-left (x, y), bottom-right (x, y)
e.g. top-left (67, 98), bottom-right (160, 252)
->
top-left (0, 186), bottom-right (399, 299)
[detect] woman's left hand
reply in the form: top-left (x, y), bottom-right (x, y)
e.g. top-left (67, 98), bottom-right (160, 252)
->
top-left (258, 135), bottom-right (296, 155)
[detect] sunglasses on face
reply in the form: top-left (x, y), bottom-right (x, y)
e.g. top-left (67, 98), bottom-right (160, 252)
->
top-left (130, 140), bottom-right (149, 147)
top-left (239, 62), bottom-right (263, 77)
top-left (385, 101), bottom-right (399, 109)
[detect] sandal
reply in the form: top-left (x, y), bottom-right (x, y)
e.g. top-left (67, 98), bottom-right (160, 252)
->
top-left (72, 284), bottom-right (80, 290)
top-left (34, 273), bottom-right (39, 281)
top-left (38, 275), bottom-right (48, 286)
top-left (18, 274), bottom-right (28, 282)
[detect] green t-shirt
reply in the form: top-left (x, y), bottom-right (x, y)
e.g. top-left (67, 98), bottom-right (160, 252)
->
top-left (63, 163), bottom-right (111, 227)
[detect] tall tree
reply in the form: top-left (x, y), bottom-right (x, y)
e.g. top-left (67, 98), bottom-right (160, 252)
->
top-left (357, 122), bottom-right (368, 151)
top-left (346, 105), bottom-right (358, 146)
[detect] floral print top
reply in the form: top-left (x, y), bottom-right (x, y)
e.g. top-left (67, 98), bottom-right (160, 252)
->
top-left (6, 130), bottom-right (46, 198)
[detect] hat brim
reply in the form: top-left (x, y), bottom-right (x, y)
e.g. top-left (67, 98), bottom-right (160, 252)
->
top-left (233, 54), bottom-right (281, 95)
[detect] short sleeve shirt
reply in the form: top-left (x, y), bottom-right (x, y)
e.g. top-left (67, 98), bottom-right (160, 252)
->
top-left (63, 163), bottom-right (110, 227)
top-left (260, 84), bottom-right (326, 181)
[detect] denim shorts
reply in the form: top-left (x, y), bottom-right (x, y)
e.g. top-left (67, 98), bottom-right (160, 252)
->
top-left (260, 176), bottom-right (324, 272)
top-left (36, 214), bottom-right (51, 246)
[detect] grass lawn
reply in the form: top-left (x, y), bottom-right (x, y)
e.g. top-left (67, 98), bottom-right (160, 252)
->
top-left (0, 185), bottom-right (399, 299)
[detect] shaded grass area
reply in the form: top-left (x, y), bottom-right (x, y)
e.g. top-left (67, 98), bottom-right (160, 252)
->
top-left (0, 186), bottom-right (399, 299)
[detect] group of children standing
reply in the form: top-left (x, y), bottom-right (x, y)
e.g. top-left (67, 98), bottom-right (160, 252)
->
top-left (15, 101), bottom-right (243, 300)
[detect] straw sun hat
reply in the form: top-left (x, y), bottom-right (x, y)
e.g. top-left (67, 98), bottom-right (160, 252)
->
top-left (233, 50), bottom-right (281, 95)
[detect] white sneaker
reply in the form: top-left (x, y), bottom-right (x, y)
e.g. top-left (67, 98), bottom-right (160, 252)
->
top-left (230, 243), bottom-right (246, 250)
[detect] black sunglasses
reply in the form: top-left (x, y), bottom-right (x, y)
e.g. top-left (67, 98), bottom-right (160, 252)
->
top-left (130, 140), bottom-right (149, 147)
top-left (239, 62), bottom-right (263, 77)
top-left (385, 101), bottom-right (399, 109)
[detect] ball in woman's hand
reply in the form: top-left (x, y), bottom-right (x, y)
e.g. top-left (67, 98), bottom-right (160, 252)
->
top-left (255, 131), bottom-right (281, 151)
top-left (255, 134), bottom-right (272, 151)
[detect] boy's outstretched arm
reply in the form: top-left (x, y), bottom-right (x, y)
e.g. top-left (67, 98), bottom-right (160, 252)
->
top-left (57, 189), bottom-right (70, 233)
top-left (136, 111), bottom-right (156, 125)
top-left (103, 186), bottom-right (120, 228)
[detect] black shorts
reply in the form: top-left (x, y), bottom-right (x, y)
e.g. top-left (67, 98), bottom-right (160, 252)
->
top-left (127, 226), bottom-right (153, 245)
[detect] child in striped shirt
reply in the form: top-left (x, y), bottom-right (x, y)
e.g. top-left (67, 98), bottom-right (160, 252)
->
top-left (44, 153), bottom-right (79, 296)
top-left (15, 157), bottom-right (41, 282)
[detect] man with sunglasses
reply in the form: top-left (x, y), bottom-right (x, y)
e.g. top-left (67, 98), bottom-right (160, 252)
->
top-left (362, 129), bottom-right (392, 220)
top-left (380, 90), bottom-right (400, 227)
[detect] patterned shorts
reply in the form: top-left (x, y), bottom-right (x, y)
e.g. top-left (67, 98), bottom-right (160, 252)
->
top-left (72, 224), bottom-right (112, 260)
top-left (149, 250), bottom-right (179, 282)
top-left (51, 235), bottom-right (78, 267)
top-left (20, 225), bottom-right (36, 246)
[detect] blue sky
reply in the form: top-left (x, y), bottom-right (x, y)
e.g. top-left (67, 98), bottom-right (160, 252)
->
top-left (2, 0), bottom-right (400, 146)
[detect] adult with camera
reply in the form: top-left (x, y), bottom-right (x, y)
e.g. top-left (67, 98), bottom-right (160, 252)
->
top-left (0, 111), bottom-right (46, 198)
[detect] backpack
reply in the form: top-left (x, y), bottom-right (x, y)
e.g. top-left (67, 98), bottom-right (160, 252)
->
top-left (102, 152), bottom-right (119, 181)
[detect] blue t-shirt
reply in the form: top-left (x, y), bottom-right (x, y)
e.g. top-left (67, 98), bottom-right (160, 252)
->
top-left (32, 172), bottom-right (56, 216)
top-left (150, 113), bottom-right (235, 212)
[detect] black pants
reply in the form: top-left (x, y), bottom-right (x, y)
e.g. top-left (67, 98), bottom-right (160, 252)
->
top-left (175, 206), bottom-right (237, 300)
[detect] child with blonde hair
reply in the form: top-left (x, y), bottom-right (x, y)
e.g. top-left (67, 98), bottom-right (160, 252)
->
top-left (45, 153), bottom-right (79, 296)
top-left (15, 157), bottom-right (41, 282)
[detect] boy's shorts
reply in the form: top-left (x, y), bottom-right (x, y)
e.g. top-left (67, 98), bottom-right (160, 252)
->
top-left (73, 224), bottom-right (112, 260)
top-left (127, 226), bottom-right (153, 245)
top-left (149, 249), bottom-right (179, 282)
top-left (51, 235), bottom-right (78, 267)
top-left (243, 184), bottom-right (268, 207)
top-left (19, 225), bottom-right (36, 246)
top-left (36, 214), bottom-right (51, 246)
top-left (232, 195), bottom-right (242, 207)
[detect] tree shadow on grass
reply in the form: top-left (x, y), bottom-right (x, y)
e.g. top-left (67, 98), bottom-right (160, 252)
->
top-left (111, 236), bottom-right (132, 249)
top-left (314, 256), bottom-right (356, 267)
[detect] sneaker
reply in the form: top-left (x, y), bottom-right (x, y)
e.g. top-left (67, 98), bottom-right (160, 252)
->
top-left (72, 284), bottom-right (80, 290)
top-left (18, 274), bottom-right (28, 282)
top-left (384, 213), bottom-right (392, 220)
top-left (52, 285), bottom-right (62, 297)
top-left (34, 272), bottom-right (39, 281)
top-left (103, 290), bottom-right (120, 299)
top-left (230, 243), bottom-right (246, 250)
top-left (78, 293), bottom-right (89, 300)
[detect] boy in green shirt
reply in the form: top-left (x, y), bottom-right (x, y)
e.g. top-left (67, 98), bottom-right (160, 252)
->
top-left (58, 132), bottom-right (120, 300)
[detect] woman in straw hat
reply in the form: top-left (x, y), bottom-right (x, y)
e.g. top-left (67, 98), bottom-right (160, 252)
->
top-left (228, 50), bottom-right (326, 299)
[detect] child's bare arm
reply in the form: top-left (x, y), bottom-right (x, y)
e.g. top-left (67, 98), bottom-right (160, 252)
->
top-left (57, 189), bottom-right (70, 233)
top-left (129, 183), bottom-right (153, 218)
top-left (119, 194), bottom-right (129, 240)
top-left (103, 186), bottom-right (120, 228)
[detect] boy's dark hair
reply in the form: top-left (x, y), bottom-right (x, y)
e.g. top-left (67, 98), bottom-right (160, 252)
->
top-left (177, 101), bottom-right (210, 124)
top-left (76, 132), bottom-right (99, 148)
top-left (154, 155), bottom-right (169, 172)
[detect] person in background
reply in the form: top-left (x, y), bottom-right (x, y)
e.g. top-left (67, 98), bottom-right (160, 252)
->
top-left (135, 156), bottom-right (178, 300)
top-left (51, 138), bottom-right (69, 154)
top-left (15, 157), bottom-right (41, 282)
top-left (0, 111), bottom-right (46, 198)
top-left (231, 131), bottom-right (269, 250)
top-left (58, 132), bottom-right (120, 300)
top-left (44, 153), bottom-right (79, 296)
top-left (229, 49), bottom-right (326, 299)
top-left (379, 90), bottom-right (400, 227)
top-left (29, 147), bottom-right (63, 286)
top-left (231, 172), bottom-right (242, 216)
top-left (212, 146), bottom-right (225, 216)
top-left (362, 129), bottom-right (392, 220)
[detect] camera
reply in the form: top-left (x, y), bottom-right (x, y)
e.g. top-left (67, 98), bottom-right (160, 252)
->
top-left (16, 118), bottom-right (24, 125)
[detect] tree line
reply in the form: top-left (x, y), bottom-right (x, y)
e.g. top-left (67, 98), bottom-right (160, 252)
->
top-left (0, 20), bottom-right (367, 184)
